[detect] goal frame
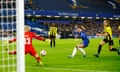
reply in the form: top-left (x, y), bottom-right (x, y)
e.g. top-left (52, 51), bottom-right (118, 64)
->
top-left (16, 0), bottom-right (25, 72)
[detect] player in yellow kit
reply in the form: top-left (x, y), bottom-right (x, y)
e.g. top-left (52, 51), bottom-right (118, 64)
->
top-left (118, 25), bottom-right (120, 47)
top-left (94, 20), bottom-right (120, 57)
top-left (48, 23), bottom-right (57, 48)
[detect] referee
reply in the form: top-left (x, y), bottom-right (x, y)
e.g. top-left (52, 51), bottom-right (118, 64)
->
top-left (48, 24), bottom-right (57, 48)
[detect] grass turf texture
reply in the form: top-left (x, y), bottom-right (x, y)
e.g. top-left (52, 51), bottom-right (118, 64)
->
top-left (0, 38), bottom-right (120, 72)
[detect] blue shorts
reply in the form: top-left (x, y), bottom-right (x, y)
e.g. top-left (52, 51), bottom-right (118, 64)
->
top-left (82, 40), bottom-right (89, 48)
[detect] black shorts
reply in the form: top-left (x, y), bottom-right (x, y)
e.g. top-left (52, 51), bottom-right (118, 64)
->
top-left (49, 35), bottom-right (56, 39)
top-left (103, 38), bottom-right (114, 45)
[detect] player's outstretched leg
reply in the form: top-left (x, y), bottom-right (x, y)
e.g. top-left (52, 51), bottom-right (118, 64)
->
top-left (94, 45), bottom-right (102, 58)
top-left (77, 44), bottom-right (87, 57)
top-left (109, 47), bottom-right (120, 55)
top-left (68, 44), bottom-right (87, 58)
top-left (78, 48), bottom-right (86, 58)
top-left (34, 54), bottom-right (44, 66)
top-left (68, 47), bottom-right (77, 58)
top-left (94, 40), bottom-right (106, 58)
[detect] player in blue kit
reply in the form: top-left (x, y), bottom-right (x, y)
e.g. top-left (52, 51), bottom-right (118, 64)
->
top-left (68, 26), bottom-right (89, 58)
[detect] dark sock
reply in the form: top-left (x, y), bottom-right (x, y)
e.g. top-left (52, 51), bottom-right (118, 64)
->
top-left (53, 40), bottom-right (56, 48)
top-left (50, 40), bottom-right (52, 48)
top-left (110, 48), bottom-right (118, 51)
top-left (98, 45), bottom-right (102, 54)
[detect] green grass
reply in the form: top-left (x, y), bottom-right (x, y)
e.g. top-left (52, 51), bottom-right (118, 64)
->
top-left (26, 38), bottom-right (120, 72)
top-left (0, 38), bottom-right (120, 72)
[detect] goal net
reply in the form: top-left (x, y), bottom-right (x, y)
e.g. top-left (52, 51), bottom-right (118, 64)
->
top-left (0, 0), bottom-right (24, 72)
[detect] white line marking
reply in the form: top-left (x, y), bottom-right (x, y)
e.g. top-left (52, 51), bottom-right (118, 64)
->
top-left (26, 65), bottom-right (114, 72)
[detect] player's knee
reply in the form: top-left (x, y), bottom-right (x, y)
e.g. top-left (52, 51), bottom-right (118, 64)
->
top-left (99, 42), bottom-right (104, 45)
top-left (75, 46), bottom-right (79, 49)
top-left (34, 54), bottom-right (39, 58)
top-left (109, 47), bottom-right (113, 51)
top-left (100, 40), bottom-right (106, 45)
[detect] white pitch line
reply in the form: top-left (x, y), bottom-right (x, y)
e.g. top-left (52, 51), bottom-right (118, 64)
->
top-left (26, 65), bottom-right (114, 72)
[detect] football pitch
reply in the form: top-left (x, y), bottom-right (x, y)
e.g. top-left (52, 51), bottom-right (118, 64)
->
top-left (0, 38), bottom-right (120, 72)
top-left (26, 38), bottom-right (120, 72)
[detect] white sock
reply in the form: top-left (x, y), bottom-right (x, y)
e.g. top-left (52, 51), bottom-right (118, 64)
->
top-left (71, 47), bottom-right (77, 57)
top-left (78, 48), bottom-right (86, 56)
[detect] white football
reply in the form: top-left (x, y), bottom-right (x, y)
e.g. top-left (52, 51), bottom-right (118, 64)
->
top-left (40, 50), bottom-right (47, 56)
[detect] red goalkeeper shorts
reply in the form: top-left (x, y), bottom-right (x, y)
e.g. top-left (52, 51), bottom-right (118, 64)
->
top-left (25, 45), bottom-right (37, 56)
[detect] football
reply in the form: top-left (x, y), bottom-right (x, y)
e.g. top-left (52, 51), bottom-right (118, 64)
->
top-left (40, 50), bottom-right (47, 56)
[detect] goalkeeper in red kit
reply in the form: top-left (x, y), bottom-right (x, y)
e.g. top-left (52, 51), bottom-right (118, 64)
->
top-left (7, 26), bottom-right (48, 66)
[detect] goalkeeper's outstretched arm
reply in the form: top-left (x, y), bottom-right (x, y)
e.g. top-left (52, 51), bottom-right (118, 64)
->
top-left (9, 38), bottom-right (16, 43)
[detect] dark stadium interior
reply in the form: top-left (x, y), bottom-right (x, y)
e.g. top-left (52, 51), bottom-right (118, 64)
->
top-left (25, 0), bottom-right (120, 14)
top-left (0, 0), bottom-right (120, 38)
top-left (23, 0), bottom-right (120, 38)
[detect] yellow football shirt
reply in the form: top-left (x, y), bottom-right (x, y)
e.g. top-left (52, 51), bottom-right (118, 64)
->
top-left (48, 27), bottom-right (57, 36)
top-left (104, 26), bottom-right (112, 38)
top-left (118, 25), bottom-right (120, 30)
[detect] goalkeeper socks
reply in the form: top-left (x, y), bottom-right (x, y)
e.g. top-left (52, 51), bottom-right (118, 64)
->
top-left (36, 57), bottom-right (41, 63)
top-left (98, 45), bottom-right (102, 54)
top-left (110, 48), bottom-right (118, 51)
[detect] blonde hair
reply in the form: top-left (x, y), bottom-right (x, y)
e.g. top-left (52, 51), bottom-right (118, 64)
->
top-left (24, 25), bottom-right (31, 32)
top-left (103, 20), bottom-right (110, 27)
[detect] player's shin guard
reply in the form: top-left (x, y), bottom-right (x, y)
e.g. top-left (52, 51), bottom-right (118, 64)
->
top-left (71, 47), bottom-right (77, 57)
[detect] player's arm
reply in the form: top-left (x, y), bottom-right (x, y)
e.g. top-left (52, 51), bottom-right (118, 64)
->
top-left (9, 38), bottom-right (16, 43)
top-left (35, 35), bottom-right (50, 42)
top-left (118, 25), bottom-right (120, 30)
top-left (34, 35), bottom-right (46, 41)
top-left (96, 32), bottom-right (108, 36)
top-left (33, 33), bottom-right (50, 42)
top-left (81, 25), bottom-right (86, 30)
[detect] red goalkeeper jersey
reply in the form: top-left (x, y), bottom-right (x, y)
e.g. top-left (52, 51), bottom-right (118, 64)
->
top-left (24, 32), bottom-right (45, 45)
top-left (9, 31), bottom-right (46, 57)
top-left (9, 31), bottom-right (45, 45)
